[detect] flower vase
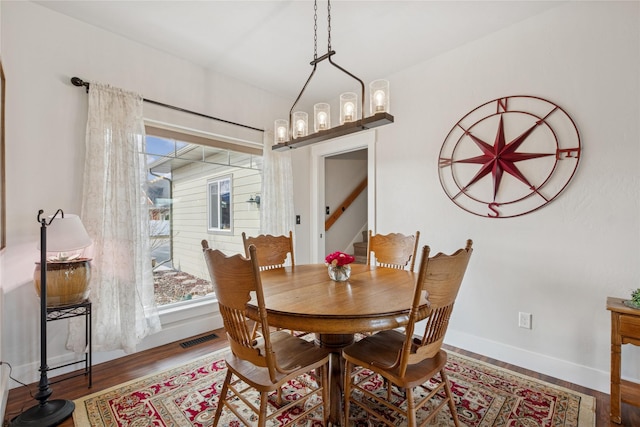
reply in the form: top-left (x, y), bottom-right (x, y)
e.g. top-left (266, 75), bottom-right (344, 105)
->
top-left (328, 265), bottom-right (351, 282)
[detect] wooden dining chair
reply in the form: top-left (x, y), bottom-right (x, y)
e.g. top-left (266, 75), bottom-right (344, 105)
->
top-left (201, 241), bottom-right (330, 427)
top-left (343, 239), bottom-right (473, 427)
top-left (242, 231), bottom-right (295, 270)
top-left (367, 230), bottom-right (420, 272)
top-left (242, 231), bottom-right (299, 337)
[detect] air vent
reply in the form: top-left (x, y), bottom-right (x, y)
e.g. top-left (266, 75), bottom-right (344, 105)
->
top-left (180, 333), bottom-right (219, 349)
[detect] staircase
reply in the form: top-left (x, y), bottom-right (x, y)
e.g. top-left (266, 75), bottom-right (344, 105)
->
top-left (352, 230), bottom-right (368, 264)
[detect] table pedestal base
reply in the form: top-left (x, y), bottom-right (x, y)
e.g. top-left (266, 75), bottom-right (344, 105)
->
top-left (316, 333), bottom-right (355, 426)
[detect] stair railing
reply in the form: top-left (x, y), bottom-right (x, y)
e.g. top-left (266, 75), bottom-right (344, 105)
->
top-left (325, 177), bottom-right (367, 231)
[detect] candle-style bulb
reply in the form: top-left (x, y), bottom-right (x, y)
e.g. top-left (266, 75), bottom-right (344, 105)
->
top-left (344, 102), bottom-right (354, 122)
top-left (340, 92), bottom-right (358, 125)
top-left (318, 112), bottom-right (327, 129)
top-left (369, 79), bottom-right (390, 115)
top-left (291, 111), bottom-right (308, 139)
top-left (374, 90), bottom-right (386, 112)
top-left (314, 103), bottom-right (331, 132)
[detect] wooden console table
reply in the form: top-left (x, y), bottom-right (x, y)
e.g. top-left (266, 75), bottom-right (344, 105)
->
top-left (607, 296), bottom-right (640, 423)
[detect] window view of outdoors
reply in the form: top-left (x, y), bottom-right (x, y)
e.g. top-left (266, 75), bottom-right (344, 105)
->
top-left (144, 133), bottom-right (262, 307)
top-left (146, 135), bottom-right (214, 306)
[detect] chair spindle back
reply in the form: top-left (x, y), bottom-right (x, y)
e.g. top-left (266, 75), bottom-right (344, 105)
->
top-left (201, 241), bottom-right (276, 375)
top-left (242, 231), bottom-right (295, 270)
top-left (402, 239), bottom-right (473, 374)
top-left (367, 230), bottom-right (420, 272)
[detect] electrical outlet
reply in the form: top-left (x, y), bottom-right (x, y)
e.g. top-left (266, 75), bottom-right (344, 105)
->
top-left (518, 312), bottom-right (532, 329)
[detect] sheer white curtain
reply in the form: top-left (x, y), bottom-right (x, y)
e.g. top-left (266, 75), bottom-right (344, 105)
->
top-left (67, 82), bottom-right (161, 354)
top-left (260, 131), bottom-right (295, 236)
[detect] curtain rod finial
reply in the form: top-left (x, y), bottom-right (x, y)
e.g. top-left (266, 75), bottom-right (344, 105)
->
top-left (71, 77), bottom-right (89, 92)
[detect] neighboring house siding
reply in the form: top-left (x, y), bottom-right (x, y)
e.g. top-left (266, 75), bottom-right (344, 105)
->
top-left (171, 151), bottom-right (261, 280)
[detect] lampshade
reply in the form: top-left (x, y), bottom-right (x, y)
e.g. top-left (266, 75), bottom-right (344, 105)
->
top-left (314, 103), bottom-right (331, 132)
top-left (274, 119), bottom-right (289, 144)
top-left (340, 92), bottom-right (358, 124)
top-left (37, 214), bottom-right (92, 252)
top-left (370, 79), bottom-right (390, 114)
top-left (292, 111), bottom-right (309, 139)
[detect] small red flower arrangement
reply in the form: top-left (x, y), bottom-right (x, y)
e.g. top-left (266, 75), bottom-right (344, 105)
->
top-left (325, 251), bottom-right (355, 267)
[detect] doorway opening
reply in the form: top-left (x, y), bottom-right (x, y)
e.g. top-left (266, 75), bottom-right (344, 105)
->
top-left (324, 149), bottom-right (368, 261)
top-left (310, 132), bottom-right (376, 262)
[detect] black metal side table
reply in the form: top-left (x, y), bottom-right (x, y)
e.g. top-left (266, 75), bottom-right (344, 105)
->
top-left (46, 299), bottom-right (92, 387)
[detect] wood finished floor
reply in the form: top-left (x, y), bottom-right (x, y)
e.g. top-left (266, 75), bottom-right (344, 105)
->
top-left (3, 327), bottom-right (637, 426)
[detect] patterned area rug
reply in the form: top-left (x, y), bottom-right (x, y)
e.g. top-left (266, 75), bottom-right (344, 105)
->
top-left (73, 347), bottom-right (595, 426)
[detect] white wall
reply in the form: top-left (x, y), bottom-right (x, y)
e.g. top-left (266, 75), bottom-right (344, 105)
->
top-left (0, 0), bottom-right (289, 392)
top-left (292, 1), bottom-right (639, 393)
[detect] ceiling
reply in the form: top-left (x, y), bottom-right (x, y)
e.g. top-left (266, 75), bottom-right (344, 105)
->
top-left (35, 1), bottom-right (564, 103)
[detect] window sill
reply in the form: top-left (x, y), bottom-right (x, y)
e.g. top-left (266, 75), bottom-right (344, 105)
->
top-left (158, 294), bottom-right (219, 325)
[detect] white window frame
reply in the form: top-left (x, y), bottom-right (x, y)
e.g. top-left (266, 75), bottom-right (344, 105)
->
top-left (207, 175), bottom-right (233, 234)
top-left (142, 122), bottom-right (262, 339)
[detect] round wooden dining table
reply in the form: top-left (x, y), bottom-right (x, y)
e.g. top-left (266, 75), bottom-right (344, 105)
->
top-left (246, 263), bottom-right (427, 425)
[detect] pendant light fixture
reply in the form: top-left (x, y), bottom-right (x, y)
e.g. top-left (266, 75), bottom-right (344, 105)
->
top-left (272, 0), bottom-right (394, 151)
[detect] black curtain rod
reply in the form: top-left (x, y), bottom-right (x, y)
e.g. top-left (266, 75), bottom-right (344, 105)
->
top-left (70, 77), bottom-right (264, 133)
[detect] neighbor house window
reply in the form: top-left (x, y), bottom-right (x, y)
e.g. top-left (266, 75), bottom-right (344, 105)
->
top-left (208, 176), bottom-right (232, 232)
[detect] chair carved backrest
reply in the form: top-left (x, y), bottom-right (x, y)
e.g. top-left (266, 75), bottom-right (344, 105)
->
top-left (400, 239), bottom-right (473, 377)
top-left (242, 231), bottom-right (295, 271)
top-left (367, 230), bottom-right (420, 272)
top-left (201, 240), bottom-right (279, 381)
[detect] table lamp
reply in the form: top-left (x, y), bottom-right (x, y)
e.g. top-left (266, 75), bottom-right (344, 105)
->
top-left (10, 209), bottom-right (92, 427)
top-left (33, 211), bottom-right (92, 306)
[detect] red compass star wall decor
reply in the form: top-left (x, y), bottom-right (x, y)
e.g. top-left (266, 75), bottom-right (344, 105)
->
top-left (438, 95), bottom-right (581, 218)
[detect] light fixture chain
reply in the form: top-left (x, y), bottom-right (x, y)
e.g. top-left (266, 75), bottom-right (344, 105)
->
top-left (277, 0), bottom-right (394, 150)
top-left (327, 0), bottom-right (332, 52)
top-left (313, 0), bottom-right (318, 60)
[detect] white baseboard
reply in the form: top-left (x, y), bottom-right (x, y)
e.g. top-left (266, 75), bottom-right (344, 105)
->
top-left (445, 329), bottom-right (610, 394)
top-left (8, 310), bottom-right (610, 396)
top-left (1, 365), bottom-right (8, 424)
